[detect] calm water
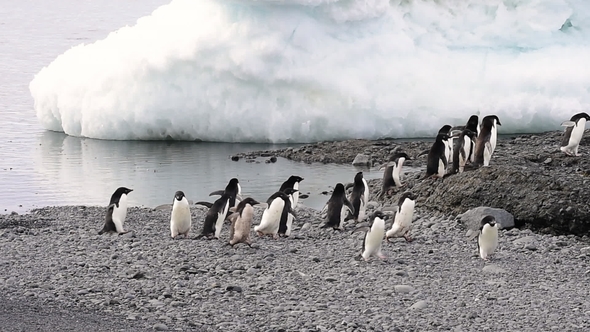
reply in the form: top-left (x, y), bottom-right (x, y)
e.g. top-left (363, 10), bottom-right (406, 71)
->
top-left (0, 0), bottom-right (389, 213)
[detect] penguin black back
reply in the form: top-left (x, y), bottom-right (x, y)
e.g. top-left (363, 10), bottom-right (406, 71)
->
top-left (425, 133), bottom-right (449, 178)
top-left (276, 189), bottom-right (297, 235)
top-left (198, 193), bottom-right (231, 237)
top-left (349, 172), bottom-right (366, 221)
top-left (323, 183), bottom-right (355, 229)
top-left (474, 115), bottom-right (501, 166)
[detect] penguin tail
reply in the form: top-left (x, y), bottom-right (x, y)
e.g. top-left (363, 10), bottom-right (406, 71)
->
top-left (98, 229), bottom-right (105, 235)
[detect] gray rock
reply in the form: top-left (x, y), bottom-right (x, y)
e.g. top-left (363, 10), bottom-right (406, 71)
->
top-left (153, 323), bottom-right (168, 331)
top-left (410, 300), bottom-right (428, 310)
top-left (482, 265), bottom-right (507, 274)
top-left (457, 207), bottom-right (515, 230)
top-left (394, 285), bottom-right (414, 294)
top-left (352, 154), bottom-right (370, 166)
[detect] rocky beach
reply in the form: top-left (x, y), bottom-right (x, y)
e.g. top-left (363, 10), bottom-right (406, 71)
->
top-left (2, 130), bottom-right (590, 331)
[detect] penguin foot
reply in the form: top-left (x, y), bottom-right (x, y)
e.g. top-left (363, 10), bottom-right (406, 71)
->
top-left (403, 234), bottom-right (413, 242)
top-left (256, 231), bottom-right (264, 237)
top-left (377, 253), bottom-right (387, 260)
top-left (272, 234), bottom-right (279, 240)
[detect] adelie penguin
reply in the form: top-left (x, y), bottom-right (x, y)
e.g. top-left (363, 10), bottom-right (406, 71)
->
top-left (438, 124), bottom-right (453, 164)
top-left (170, 191), bottom-right (191, 239)
top-left (385, 192), bottom-right (416, 242)
top-left (449, 129), bottom-right (477, 174)
top-left (348, 172), bottom-right (369, 222)
top-left (279, 176), bottom-right (304, 237)
top-left (209, 178), bottom-right (242, 209)
top-left (352, 211), bottom-right (387, 261)
top-left (195, 194), bottom-right (232, 239)
top-left (379, 152), bottom-right (411, 197)
top-left (450, 115), bottom-right (479, 163)
top-left (474, 115), bottom-right (501, 167)
top-left (99, 187), bottom-right (133, 235)
top-left (254, 189), bottom-right (297, 239)
top-left (477, 215), bottom-right (498, 260)
top-left (228, 197), bottom-right (260, 247)
top-left (321, 183), bottom-right (355, 230)
top-left (423, 133), bottom-right (450, 179)
top-left (560, 112), bottom-right (590, 156)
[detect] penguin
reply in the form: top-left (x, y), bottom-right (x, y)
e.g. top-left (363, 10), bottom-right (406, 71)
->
top-left (424, 133), bottom-right (450, 178)
top-left (385, 192), bottom-right (416, 242)
top-left (450, 115), bottom-right (479, 163)
top-left (474, 115), bottom-right (501, 167)
top-left (279, 175), bottom-right (304, 207)
top-left (195, 193), bottom-right (231, 239)
top-left (449, 129), bottom-right (477, 174)
top-left (438, 124), bottom-right (453, 164)
top-left (321, 183), bottom-right (355, 230)
top-left (170, 191), bottom-right (191, 239)
top-left (98, 187), bottom-right (133, 235)
top-left (278, 188), bottom-right (299, 237)
top-left (477, 215), bottom-right (498, 260)
top-left (380, 152), bottom-right (411, 197)
top-left (560, 112), bottom-right (590, 156)
top-left (348, 172), bottom-right (369, 222)
top-left (255, 190), bottom-right (297, 239)
top-left (228, 197), bottom-right (260, 246)
top-left (209, 178), bottom-right (242, 208)
top-left (352, 211), bottom-right (387, 261)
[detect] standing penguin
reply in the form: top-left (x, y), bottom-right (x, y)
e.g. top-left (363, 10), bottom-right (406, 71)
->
top-left (277, 188), bottom-right (299, 237)
top-left (385, 192), bottom-right (416, 242)
top-left (279, 175), bottom-right (304, 207)
top-left (255, 190), bottom-right (296, 239)
top-left (321, 183), bottom-right (355, 230)
top-left (450, 129), bottom-right (477, 174)
top-left (195, 194), bottom-right (231, 239)
top-left (228, 197), bottom-right (260, 246)
top-left (170, 191), bottom-right (191, 239)
top-left (474, 115), bottom-right (501, 167)
top-left (210, 178), bottom-right (242, 208)
top-left (353, 211), bottom-right (387, 261)
top-left (478, 215), bottom-right (499, 260)
top-left (438, 125), bottom-right (453, 164)
top-left (560, 112), bottom-right (590, 156)
top-left (380, 152), bottom-right (411, 197)
top-left (349, 172), bottom-right (369, 222)
top-left (465, 115), bottom-right (480, 163)
top-left (424, 133), bottom-right (450, 178)
top-left (99, 187), bottom-right (133, 235)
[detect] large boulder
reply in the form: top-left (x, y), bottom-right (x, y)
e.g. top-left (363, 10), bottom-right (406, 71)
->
top-left (351, 154), bottom-right (370, 166)
top-left (457, 207), bottom-right (515, 230)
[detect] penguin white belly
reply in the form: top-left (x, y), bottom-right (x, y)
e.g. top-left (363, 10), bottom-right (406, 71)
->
top-left (478, 224), bottom-right (498, 259)
top-left (386, 201), bottom-right (415, 238)
top-left (232, 206), bottom-right (254, 242)
top-left (292, 182), bottom-right (300, 207)
top-left (490, 124), bottom-right (498, 154)
top-left (362, 221), bottom-right (385, 260)
top-left (170, 198), bottom-right (191, 238)
top-left (459, 136), bottom-right (471, 172)
top-left (392, 157), bottom-right (405, 187)
top-left (112, 195), bottom-right (128, 233)
top-left (285, 195), bottom-right (295, 236)
top-left (339, 206), bottom-right (349, 229)
top-left (255, 199), bottom-right (284, 235)
top-left (443, 140), bottom-right (451, 165)
top-left (469, 139), bottom-right (476, 163)
top-left (448, 137), bottom-right (455, 164)
top-left (483, 142), bottom-right (493, 167)
top-left (437, 158), bottom-right (445, 177)
top-left (568, 119), bottom-right (586, 155)
top-left (214, 202), bottom-right (230, 238)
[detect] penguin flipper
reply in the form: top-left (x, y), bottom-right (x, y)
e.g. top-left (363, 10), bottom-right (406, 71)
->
top-left (416, 149), bottom-right (429, 158)
top-left (209, 190), bottom-right (225, 196)
top-left (561, 121), bottom-right (576, 127)
top-left (344, 199), bottom-right (355, 215)
top-left (344, 182), bottom-right (354, 191)
top-left (195, 201), bottom-right (213, 208)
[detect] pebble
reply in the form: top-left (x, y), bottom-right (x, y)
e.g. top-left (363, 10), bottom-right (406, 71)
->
top-left (410, 300), bottom-right (428, 310)
top-left (393, 285), bottom-right (414, 294)
top-left (153, 323), bottom-right (169, 331)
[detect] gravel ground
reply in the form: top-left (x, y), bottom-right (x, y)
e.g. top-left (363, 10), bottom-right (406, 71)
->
top-left (2, 204), bottom-right (590, 331)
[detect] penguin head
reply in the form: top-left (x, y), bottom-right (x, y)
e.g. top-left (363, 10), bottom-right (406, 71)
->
top-left (571, 112), bottom-right (590, 122)
top-left (390, 152), bottom-right (411, 163)
top-left (227, 178), bottom-right (240, 189)
top-left (240, 197), bottom-right (260, 207)
top-left (483, 115), bottom-right (501, 127)
top-left (110, 187), bottom-right (133, 204)
top-left (435, 133), bottom-right (450, 142)
top-left (354, 172), bottom-right (364, 183)
top-left (288, 175), bottom-right (304, 183)
top-left (463, 129), bottom-right (477, 139)
top-left (438, 124), bottom-right (452, 135)
top-left (466, 115), bottom-right (479, 128)
top-left (398, 191), bottom-right (417, 206)
top-left (333, 183), bottom-right (345, 196)
top-left (480, 215), bottom-right (497, 229)
top-left (371, 210), bottom-right (386, 221)
top-left (174, 191), bottom-right (185, 201)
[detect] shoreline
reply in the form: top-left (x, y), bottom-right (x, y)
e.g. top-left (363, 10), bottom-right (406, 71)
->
top-left (2, 204), bottom-right (590, 331)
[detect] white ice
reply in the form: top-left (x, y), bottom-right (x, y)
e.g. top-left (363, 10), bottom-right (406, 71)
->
top-left (29, 0), bottom-right (590, 143)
